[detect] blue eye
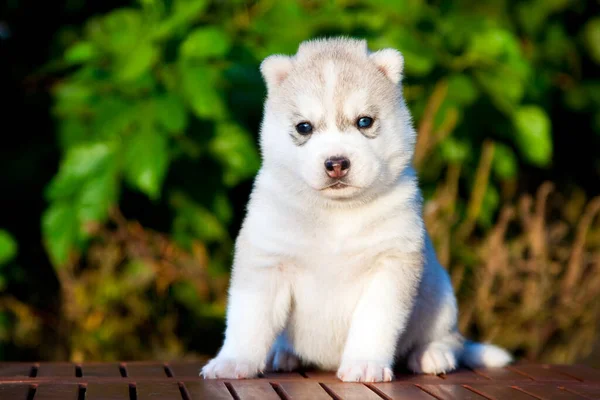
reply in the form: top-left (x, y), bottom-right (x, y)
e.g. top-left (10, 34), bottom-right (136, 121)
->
top-left (357, 116), bottom-right (374, 128)
top-left (296, 122), bottom-right (313, 135)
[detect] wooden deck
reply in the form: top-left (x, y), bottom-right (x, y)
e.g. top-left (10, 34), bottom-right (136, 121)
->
top-left (0, 362), bottom-right (599, 399)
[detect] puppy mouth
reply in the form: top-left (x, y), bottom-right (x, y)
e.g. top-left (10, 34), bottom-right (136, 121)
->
top-left (319, 181), bottom-right (360, 191)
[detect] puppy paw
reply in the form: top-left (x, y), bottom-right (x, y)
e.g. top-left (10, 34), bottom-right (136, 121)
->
top-left (337, 360), bottom-right (393, 382)
top-left (267, 348), bottom-right (301, 372)
top-left (201, 357), bottom-right (260, 379)
top-left (408, 342), bottom-right (458, 375)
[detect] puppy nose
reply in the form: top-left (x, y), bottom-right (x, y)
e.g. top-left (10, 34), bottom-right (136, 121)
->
top-left (324, 156), bottom-right (351, 179)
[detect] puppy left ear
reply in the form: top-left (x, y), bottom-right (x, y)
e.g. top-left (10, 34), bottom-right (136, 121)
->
top-left (369, 48), bottom-right (404, 84)
top-left (260, 55), bottom-right (294, 92)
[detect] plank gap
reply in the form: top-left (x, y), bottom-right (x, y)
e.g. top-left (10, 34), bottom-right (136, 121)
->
top-left (119, 363), bottom-right (128, 377)
top-left (270, 382), bottom-right (291, 400)
top-left (178, 381), bottom-right (191, 400)
top-left (29, 364), bottom-right (38, 378)
top-left (506, 366), bottom-right (540, 381)
top-left (26, 384), bottom-right (37, 400)
top-left (78, 383), bottom-right (87, 400)
top-left (510, 385), bottom-right (544, 399)
top-left (224, 382), bottom-right (241, 400)
top-left (463, 384), bottom-right (496, 400)
top-left (365, 383), bottom-right (393, 400)
top-left (414, 384), bottom-right (444, 400)
top-left (129, 382), bottom-right (137, 400)
top-left (164, 364), bottom-right (174, 378)
top-left (318, 382), bottom-right (341, 400)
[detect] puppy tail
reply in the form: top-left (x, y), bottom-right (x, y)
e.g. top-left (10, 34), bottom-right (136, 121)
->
top-left (460, 340), bottom-right (513, 369)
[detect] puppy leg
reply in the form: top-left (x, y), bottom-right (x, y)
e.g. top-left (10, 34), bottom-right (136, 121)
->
top-left (202, 263), bottom-right (291, 379)
top-left (337, 254), bottom-right (421, 382)
top-left (407, 333), bottom-right (463, 375)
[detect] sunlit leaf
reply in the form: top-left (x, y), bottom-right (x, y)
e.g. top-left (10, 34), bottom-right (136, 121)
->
top-left (513, 106), bottom-right (552, 167)
top-left (180, 27), bottom-right (231, 59)
top-left (0, 230), bottom-right (18, 266)
top-left (123, 128), bottom-right (169, 199)
top-left (42, 202), bottom-right (79, 268)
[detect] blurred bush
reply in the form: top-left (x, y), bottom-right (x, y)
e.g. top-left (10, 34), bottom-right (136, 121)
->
top-left (1, 0), bottom-right (599, 362)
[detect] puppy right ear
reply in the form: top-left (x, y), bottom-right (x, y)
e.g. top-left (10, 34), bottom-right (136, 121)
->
top-left (260, 55), bottom-right (293, 91)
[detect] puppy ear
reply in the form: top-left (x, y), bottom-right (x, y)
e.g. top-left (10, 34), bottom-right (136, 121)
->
top-left (260, 55), bottom-right (293, 91)
top-left (369, 48), bottom-right (404, 84)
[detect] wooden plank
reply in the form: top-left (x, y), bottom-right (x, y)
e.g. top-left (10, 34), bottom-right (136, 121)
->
top-left (563, 384), bottom-right (600, 399)
top-left (302, 371), bottom-right (339, 381)
top-left (36, 363), bottom-right (76, 377)
top-left (168, 362), bottom-right (203, 378)
top-left (136, 381), bottom-right (182, 399)
top-left (509, 365), bottom-right (579, 382)
top-left (261, 372), bottom-right (306, 380)
top-left (228, 381), bottom-right (280, 400)
top-left (183, 381), bottom-right (233, 400)
top-left (276, 381), bottom-right (332, 400)
top-left (0, 383), bottom-right (30, 400)
top-left (554, 365), bottom-right (600, 383)
top-left (441, 368), bottom-right (490, 382)
top-left (0, 363), bottom-right (34, 377)
top-left (393, 372), bottom-right (446, 383)
top-left (466, 384), bottom-right (539, 400)
top-left (86, 382), bottom-right (130, 399)
top-left (417, 384), bottom-right (487, 399)
top-left (473, 367), bottom-right (534, 381)
top-left (34, 383), bottom-right (79, 400)
top-left (370, 383), bottom-right (436, 399)
top-left (321, 382), bottom-right (382, 399)
top-left (81, 363), bottom-right (122, 377)
top-left (124, 362), bottom-right (168, 378)
top-left (515, 384), bottom-right (588, 399)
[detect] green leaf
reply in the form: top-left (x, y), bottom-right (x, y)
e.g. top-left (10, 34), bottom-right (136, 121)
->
top-left (180, 64), bottom-right (225, 119)
top-left (0, 230), bottom-right (18, 266)
top-left (493, 143), bottom-right (518, 179)
top-left (513, 106), bottom-right (552, 167)
top-left (76, 163), bottom-right (119, 234)
top-left (64, 41), bottom-right (98, 64)
top-left (155, 94), bottom-right (188, 134)
top-left (447, 75), bottom-right (479, 105)
top-left (47, 142), bottom-right (116, 200)
top-left (115, 43), bottom-right (159, 82)
top-left (86, 9), bottom-right (144, 55)
top-left (42, 202), bottom-right (79, 267)
top-left (584, 18), bottom-right (600, 65)
top-left (123, 128), bottom-right (169, 199)
top-left (210, 123), bottom-right (260, 186)
top-left (180, 27), bottom-right (231, 59)
top-left (439, 137), bottom-right (469, 163)
top-left (468, 28), bottom-right (516, 61)
top-left (475, 70), bottom-right (524, 114)
top-left (171, 193), bottom-right (228, 244)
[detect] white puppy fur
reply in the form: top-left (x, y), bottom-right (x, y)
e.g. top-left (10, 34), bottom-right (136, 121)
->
top-left (202, 37), bottom-right (512, 382)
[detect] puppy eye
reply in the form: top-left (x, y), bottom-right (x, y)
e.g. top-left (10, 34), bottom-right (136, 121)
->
top-left (296, 122), bottom-right (313, 135)
top-left (356, 116), bottom-right (374, 128)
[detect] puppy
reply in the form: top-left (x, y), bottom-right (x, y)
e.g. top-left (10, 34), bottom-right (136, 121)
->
top-left (202, 37), bottom-right (512, 382)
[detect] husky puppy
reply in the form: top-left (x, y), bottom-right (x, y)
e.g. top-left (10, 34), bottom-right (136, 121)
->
top-left (202, 37), bottom-right (512, 382)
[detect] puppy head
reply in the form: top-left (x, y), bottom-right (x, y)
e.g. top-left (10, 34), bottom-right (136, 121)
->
top-left (259, 37), bottom-right (415, 204)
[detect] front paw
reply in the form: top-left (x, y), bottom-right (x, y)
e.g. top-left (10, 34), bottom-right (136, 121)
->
top-left (337, 360), bottom-right (393, 382)
top-left (201, 357), bottom-right (260, 379)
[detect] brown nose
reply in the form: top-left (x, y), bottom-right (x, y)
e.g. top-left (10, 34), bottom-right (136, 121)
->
top-left (324, 156), bottom-right (351, 179)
